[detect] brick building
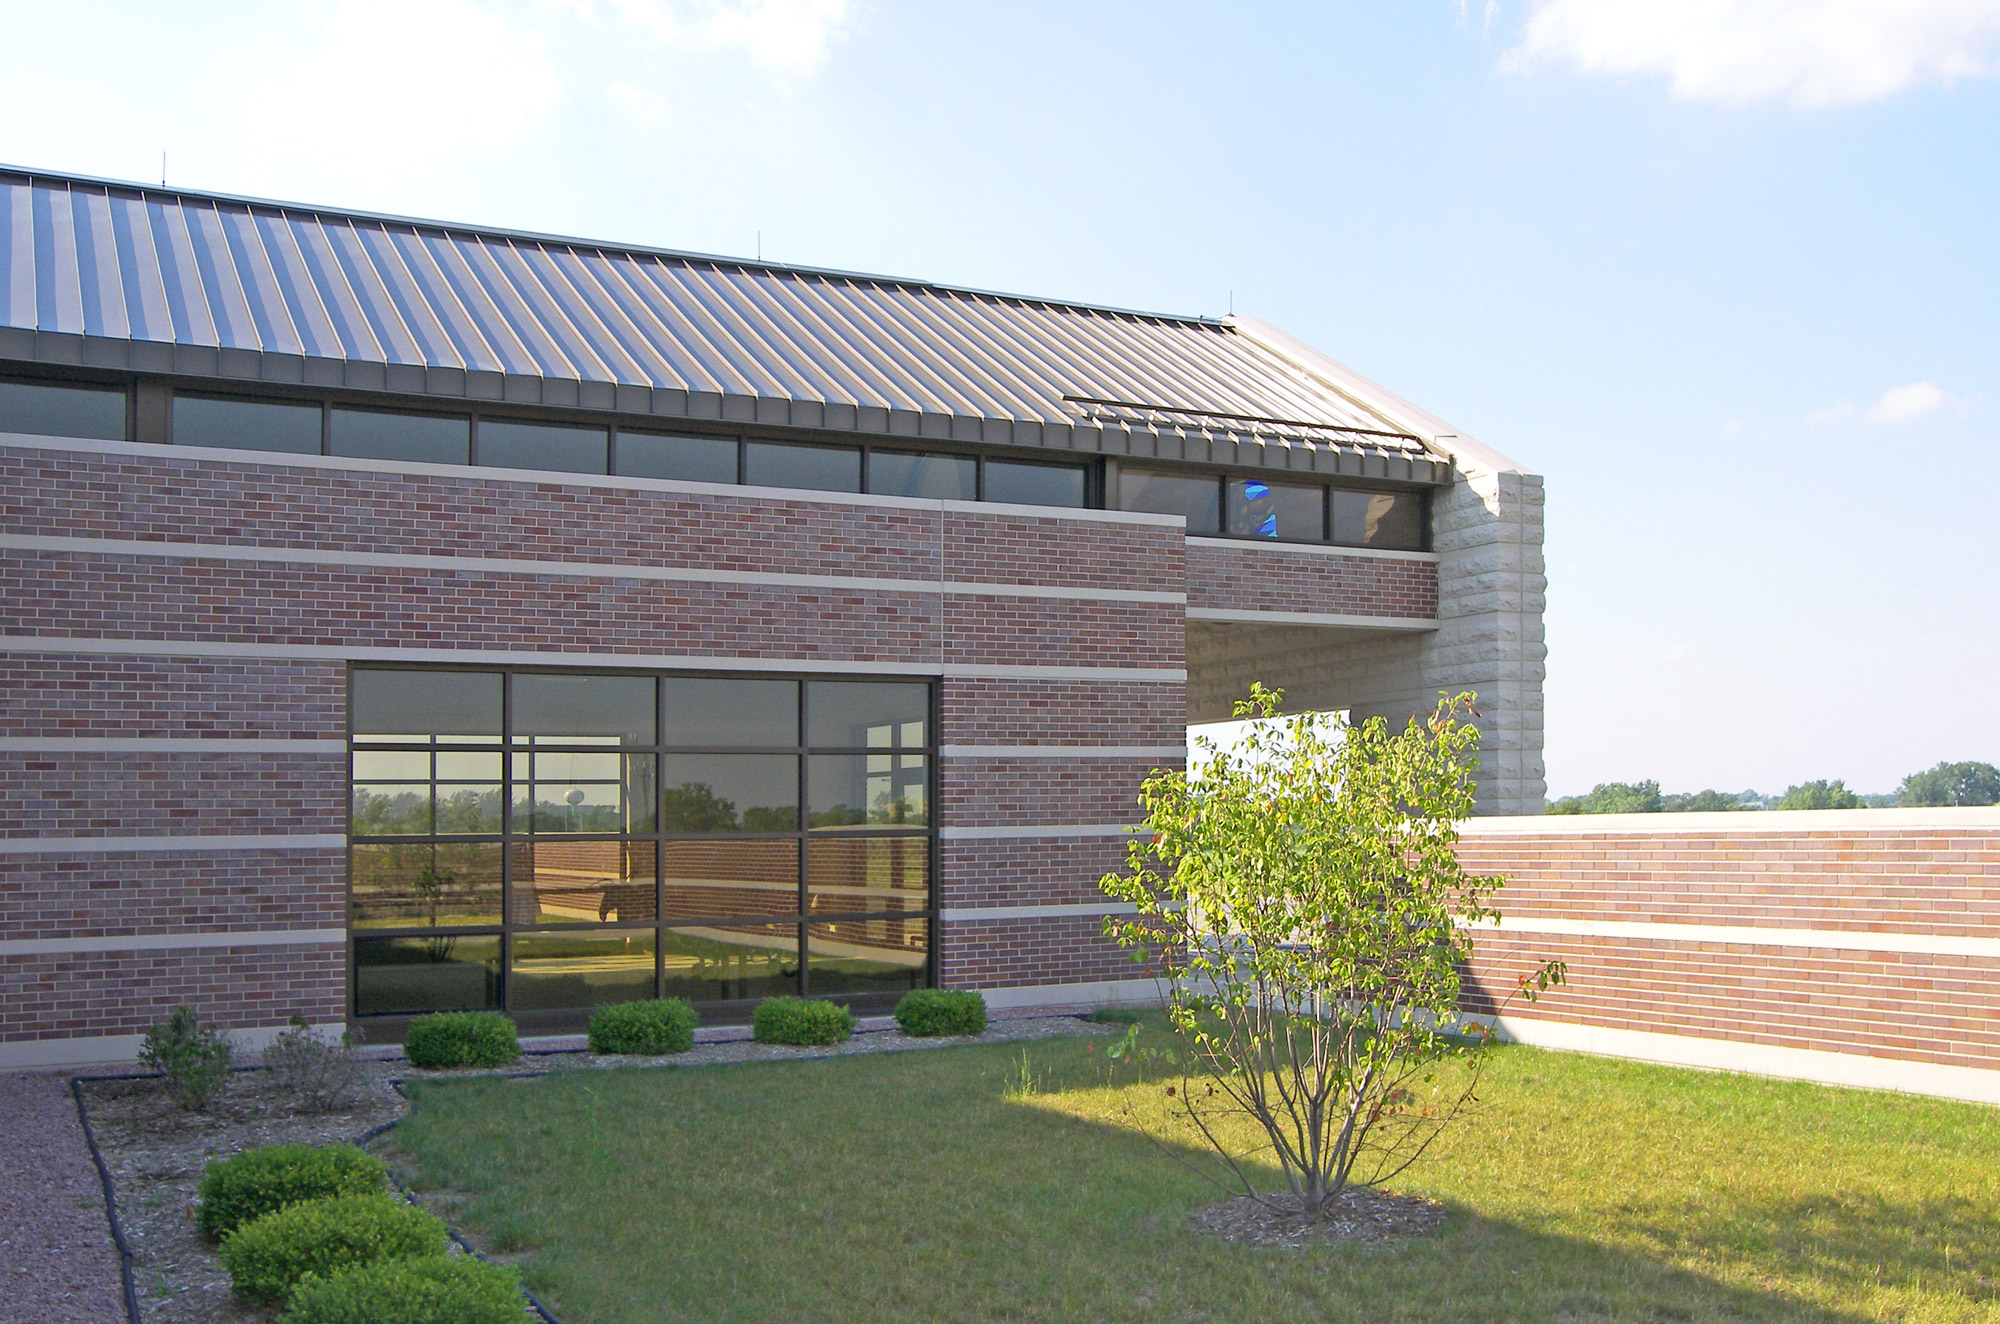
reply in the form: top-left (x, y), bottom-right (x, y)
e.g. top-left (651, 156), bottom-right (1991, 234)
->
top-left (0, 167), bottom-right (1546, 1066)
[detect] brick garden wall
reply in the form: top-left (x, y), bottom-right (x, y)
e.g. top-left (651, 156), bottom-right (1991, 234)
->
top-left (1455, 808), bottom-right (2000, 1095)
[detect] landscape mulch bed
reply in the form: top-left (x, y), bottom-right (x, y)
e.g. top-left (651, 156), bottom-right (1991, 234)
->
top-left (76, 1015), bottom-right (1107, 1324)
top-left (1186, 1187), bottom-right (1447, 1251)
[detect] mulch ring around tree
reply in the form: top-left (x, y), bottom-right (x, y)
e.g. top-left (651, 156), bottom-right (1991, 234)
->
top-left (1187, 1187), bottom-right (1447, 1251)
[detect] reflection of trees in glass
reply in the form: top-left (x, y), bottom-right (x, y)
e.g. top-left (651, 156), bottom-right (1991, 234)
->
top-left (412, 858), bottom-right (458, 962)
top-left (436, 788), bottom-right (503, 833)
top-left (352, 789), bottom-right (429, 836)
top-left (661, 783), bottom-right (795, 832)
top-left (740, 805), bottom-right (796, 831)
top-left (523, 798), bottom-right (628, 833)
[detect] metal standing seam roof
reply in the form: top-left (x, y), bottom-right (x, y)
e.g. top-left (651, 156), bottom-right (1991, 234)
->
top-left (0, 167), bottom-right (1447, 484)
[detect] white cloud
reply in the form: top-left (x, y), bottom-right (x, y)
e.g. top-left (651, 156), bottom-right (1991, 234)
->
top-left (1811, 380), bottom-right (1964, 426)
top-left (1501, 0), bottom-right (2000, 108)
top-left (607, 0), bottom-right (858, 74)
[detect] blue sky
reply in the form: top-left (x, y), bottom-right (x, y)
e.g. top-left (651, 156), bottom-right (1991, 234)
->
top-left (3, 0), bottom-right (1995, 796)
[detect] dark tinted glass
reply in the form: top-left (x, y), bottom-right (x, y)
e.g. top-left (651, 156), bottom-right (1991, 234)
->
top-left (868, 451), bottom-right (976, 500)
top-left (1228, 479), bottom-right (1325, 542)
top-left (510, 930), bottom-right (657, 1010)
top-left (329, 409), bottom-right (469, 464)
top-left (660, 754), bottom-right (799, 831)
top-left (663, 840), bottom-right (800, 919)
top-left (661, 678), bottom-right (798, 747)
top-left (807, 918), bottom-right (927, 995)
top-left (512, 840), bottom-right (656, 924)
top-left (808, 837), bottom-right (928, 914)
top-left (984, 459), bottom-right (1086, 508)
top-left (1332, 490), bottom-right (1426, 550)
top-left (352, 670), bottom-right (501, 742)
top-left (743, 440), bottom-right (860, 493)
top-left (349, 842), bottom-right (504, 927)
top-left (354, 936), bottom-right (501, 1015)
top-left (478, 420), bottom-right (608, 474)
top-left (1118, 470), bottom-right (1219, 534)
top-left (511, 751), bottom-right (656, 834)
top-left (807, 681), bottom-right (928, 749)
top-left (616, 432), bottom-right (737, 484)
top-left (512, 673), bottom-right (655, 746)
top-left (174, 395), bottom-right (321, 454)
top-left (661, 924), bottom-right (799, 1001)
top-left (808, 753), bottom-right (929, 828)
top-left (0, 379), bottom-right (125, 440)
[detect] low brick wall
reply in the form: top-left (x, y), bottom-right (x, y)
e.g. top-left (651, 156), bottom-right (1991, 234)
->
top-left (1456, 807), bottom-right (2000, 1102)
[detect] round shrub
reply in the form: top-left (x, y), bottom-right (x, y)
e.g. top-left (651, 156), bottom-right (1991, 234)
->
top-left (220, 1193), bottom-right (448, 1306)
top-left (893, 989), bottom-right (987, 1038)
top-left (402, 1012), bottom-right (519, 1069)
top-left (280, 1255), bottom-right (523, 1324)
top-left (587, 998), bottom-right (699, 1055)
top-left (198, 1143), bottom-right (387, 1241)
top-left (752, 996), bottom-right (855, 1046)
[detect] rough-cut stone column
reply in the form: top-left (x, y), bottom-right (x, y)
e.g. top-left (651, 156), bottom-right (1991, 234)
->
top-left (1217, 318), bottom-right (1548, 815)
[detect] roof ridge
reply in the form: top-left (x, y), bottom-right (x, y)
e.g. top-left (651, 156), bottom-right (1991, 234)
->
top-left (0, 162), bottom-right (1225, 329)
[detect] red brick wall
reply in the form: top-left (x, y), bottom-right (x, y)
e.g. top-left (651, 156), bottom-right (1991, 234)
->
top-left (1185, 541), bottom-right (1437, 619)
top-left (1455, 812), bottom-right (2000, 1075)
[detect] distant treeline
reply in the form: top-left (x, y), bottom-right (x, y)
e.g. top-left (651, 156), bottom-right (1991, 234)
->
top-left (1547, 761), bottom-right (2000, 815)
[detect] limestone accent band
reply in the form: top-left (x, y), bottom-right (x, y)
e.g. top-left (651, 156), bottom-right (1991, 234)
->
top-left (0, 834), bottom-right (347, 855)
top-left (0, 1020), bottom-right (350, 1072)
top-left (1185, 535), bottom-right (1439, 564)
top-left (939, 745), bottom-right (1186, 759)
top-left (0, 533), bottom-right (1186, 606)
top-left (1481, 915), bottom-right (2000, 960)
top-left (0, 638), bottom-right (1186, 684)
top-left (1185, 607), bottom-right (1436, 631)
top-left (0, 928), bottom-right (347, 957)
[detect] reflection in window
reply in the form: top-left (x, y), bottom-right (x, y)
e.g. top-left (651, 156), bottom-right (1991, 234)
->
top-left (869, 451), bottom-right (976, 500)
top-left (510, 840), bottom-right (657, 925)
top-left (743, 440), bottom-right (860, 493)
top-left (663, 840), bottom-right (800, 920)
top-left (174, 395), bottom-right (322, 454)
top-left (478, 420), bottom-right (608, 474)
top-left (615, 432), bottom-right (737, 484)
top-left (1332, 490), bottom-right (1425, 551)
top-left (352, 671), bottom-right (501, 744)
top-left (661, 924), bottom-right (800, 1002)
top-left (807, 837), bottom-right (927, 914)
top-left (661, 678), bottom-right (798, 748)
top-left (510, 930), bottom-right (657, 1011)
top-left (329, 409), bottom-right (469, 464)
top-left (806, 918), bottom-right (927, 995)
top-left (511, 751), bottom-right (656, 834)
top-left (1227, 479), bottom-right (1324, 542)
top-left (807, 681), bottom-right (928, 749)
top-left (1118, 469), bottom-right (1220, 534)
top-left (354, 935), bottom-right (501, 1016)
top-left (984, 459), bottom-right (1086, 508)
top-left (0, 379), bottom-right (125, 440)
top-left (660, 754), bottom-right (799, 831)
top-left (350, 842), bottom-right (504, 929)
top-left (808, 754), bottom-right (928, 828)
top-left (512, 673), bottom-right (655, 747)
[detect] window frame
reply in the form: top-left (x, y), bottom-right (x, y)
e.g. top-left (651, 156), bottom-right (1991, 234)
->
top-left (1118, 464), bottom-right (1432, 553)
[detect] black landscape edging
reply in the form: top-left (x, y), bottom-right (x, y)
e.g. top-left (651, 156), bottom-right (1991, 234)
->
top-left (70, 1066), bottom-right (564, 1324)
top-left (68, 1076), bottom-right (144, 1324)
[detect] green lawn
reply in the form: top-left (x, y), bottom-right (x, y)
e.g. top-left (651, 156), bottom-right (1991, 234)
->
top-left (383, 1033), bottom-right (2000, 1324)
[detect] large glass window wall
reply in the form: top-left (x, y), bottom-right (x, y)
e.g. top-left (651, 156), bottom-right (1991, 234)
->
top-left (1118, 467), bottom-right (1429, 552)
top-left (349, 667), bottom-right (934, 1019)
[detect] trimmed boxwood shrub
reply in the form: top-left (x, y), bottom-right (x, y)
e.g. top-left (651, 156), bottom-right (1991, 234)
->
top-left (279, 1255), bottom-right (523, 1324)
top-left (893, 989), bottom-right (988, 1038)
top-left (402, 1011), bottom-right (519, 1068)
top-left (752, 996), bottom-right (854, 1046)
top-left (220, 1193), bottom-right (448, 1305)
top-left (197, 1143), bottom-right (387, 1241)
top-left (587, 998), bottom-right (699, 1055)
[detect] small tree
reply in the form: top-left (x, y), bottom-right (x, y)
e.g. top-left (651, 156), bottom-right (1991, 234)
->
top-left (1100, 686), bottom-right (1564, 1216)
top-left (140, 1006), bottom-right (233, 1111)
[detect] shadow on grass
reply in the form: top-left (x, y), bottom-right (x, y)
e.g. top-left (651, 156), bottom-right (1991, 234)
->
top-left (382, 1039), bottom-right (1974, 1324)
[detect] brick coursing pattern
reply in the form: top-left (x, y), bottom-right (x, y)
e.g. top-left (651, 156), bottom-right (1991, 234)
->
top-left (937, 838), bottom-right (1133, 910)
top-left (0, 945), bottom-right (345, 1043)
top-left (0, 655), bottom-right (346, 739)
top-left (0, 751), bottom-right (343, 839)
top-left (0, 849), bottom-right (345, 942)
top-left (938, 913), bottom-right (1147, 989)
top-left (1457, 826), bottom-right (2000, 1072)
top-left (939, 678), bottom-right (1188, 747)
top-left (939, 756), bottom-right (1169, 827)
top-left (1186, 543), bottom-right (1437, 619)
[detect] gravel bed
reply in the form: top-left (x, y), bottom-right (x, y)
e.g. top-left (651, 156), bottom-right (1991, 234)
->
top-left (75, 1014), bottom-right (1110, 1323)
top-left (0, 1071), bottom-right (128, 1324)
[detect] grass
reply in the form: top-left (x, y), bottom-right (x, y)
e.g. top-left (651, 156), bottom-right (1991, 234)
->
top-left (383, 1030), bottom-right (2000, 1324)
